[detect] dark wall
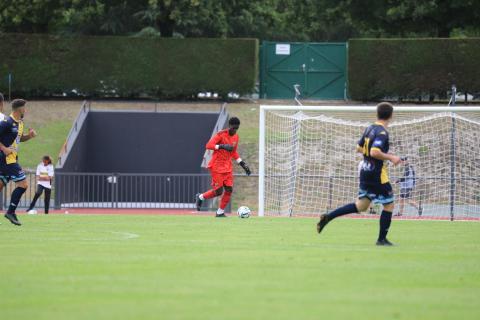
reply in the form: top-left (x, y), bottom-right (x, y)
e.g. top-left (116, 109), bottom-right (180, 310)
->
top-left (60, 121), bottom-right (89, 172)
top-left (60, 111), bottom-right (219, 173)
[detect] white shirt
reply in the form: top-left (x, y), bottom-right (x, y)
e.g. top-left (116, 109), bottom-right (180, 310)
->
top-left (36, 163), bottom-right (54, 189)
top-left (0, 112), bottom-right (5, 121)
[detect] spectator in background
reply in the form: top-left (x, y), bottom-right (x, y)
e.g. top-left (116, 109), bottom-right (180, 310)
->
top-left (395, 157), bottom-right (423, 216)
top-left (27, 156), bottom-right (54, 214)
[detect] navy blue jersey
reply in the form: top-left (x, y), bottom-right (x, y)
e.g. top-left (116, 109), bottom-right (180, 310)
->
top-left (357, 122), bottom-right (390, 185)
top-left (0, 115), bottom-right (24, 164)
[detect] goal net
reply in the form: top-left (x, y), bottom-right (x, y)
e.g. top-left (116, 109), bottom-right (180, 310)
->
top-left (259, 105), bottom-right (480, 220)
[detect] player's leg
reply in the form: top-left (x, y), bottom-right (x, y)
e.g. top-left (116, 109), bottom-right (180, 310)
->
top-left (316, 188), bottom-right (371, 234)
top-left (396, 197), bottom-right (405, 216)
top-left (215, 173), bottom-right (234, 217)
top-left (395, 188), bottom-right (407, 216)
top-left (27, 184), bottom-right (44, 212)
top-left (376, 183), bottom-right (395, 246)
top-left (196, 170), bottom-right (224, 211)
top-left (44, 187), bottom-right (51, 214)
top-left (4, 165), bottom-right (28, 226)
top-left (406, 190), bottom-right (421, 215)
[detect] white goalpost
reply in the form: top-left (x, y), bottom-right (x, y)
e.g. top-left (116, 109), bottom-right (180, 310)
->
top-left (259, 105), bottom-right (480, 220)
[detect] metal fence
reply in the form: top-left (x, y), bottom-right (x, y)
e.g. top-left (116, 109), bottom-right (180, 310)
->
top-left (55, 172), bottom-right (212, 209)
top-left (1, 170), bottom-right (41, 210)
top-left (0, 171), bottom-right (258, 212)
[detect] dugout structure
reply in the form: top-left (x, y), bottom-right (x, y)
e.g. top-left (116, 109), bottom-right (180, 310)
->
top-left (55, 102), bottom-right (228, 209)
top-left (259, 105), bottom-right (480, 220)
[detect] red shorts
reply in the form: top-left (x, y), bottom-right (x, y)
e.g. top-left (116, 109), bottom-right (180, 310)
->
top-left (210, 169), bottom-right (234, 189)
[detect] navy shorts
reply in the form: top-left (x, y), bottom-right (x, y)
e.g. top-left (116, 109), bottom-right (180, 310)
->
top-left (358, 182), bottom-right (394, 205)
top-left (400, 188), bottom-right (413, 199)
top-left (0, 162), bottom-right (26, 185)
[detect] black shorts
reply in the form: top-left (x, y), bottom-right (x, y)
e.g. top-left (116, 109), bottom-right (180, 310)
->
top-left (0, 162), bottom-right (26, 185)
top-left (358, 182), bottom-right (394, 204)
top-left (400, 188), bottom-right (413, 199)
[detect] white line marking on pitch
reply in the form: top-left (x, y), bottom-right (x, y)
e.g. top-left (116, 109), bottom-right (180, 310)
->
top-left (111, 231), bottom-right (140, 239)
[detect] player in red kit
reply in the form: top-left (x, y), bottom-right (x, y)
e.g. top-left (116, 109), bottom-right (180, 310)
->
top-left (196, 117), bottom-right (251, 217)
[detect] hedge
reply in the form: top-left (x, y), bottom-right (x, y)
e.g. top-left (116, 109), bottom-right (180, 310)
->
top-left (0, 33), bottom-right (258, 98)
top-left (348, 38), bottom-right (480, 101)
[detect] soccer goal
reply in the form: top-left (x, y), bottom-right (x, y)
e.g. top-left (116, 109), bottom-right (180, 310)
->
top-left (258, 105), bottom-right (480, 220)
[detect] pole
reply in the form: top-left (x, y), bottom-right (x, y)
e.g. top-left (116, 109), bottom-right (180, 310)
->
top-left (258, 106), bottom-right (266, 217)
top-left (449, 114), bottom-right (456, 221)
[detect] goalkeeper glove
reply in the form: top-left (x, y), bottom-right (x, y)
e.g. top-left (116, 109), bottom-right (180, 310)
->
top-left (239, 161), bottom-right (251, 176)
top-left (218, 144), bottom-right (234, 151)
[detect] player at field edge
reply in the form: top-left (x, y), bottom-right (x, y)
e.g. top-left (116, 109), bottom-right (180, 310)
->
top-left (0, 99), bottom-right (37, 226)
top-left (395, 157), bottom-right (422, 216)
top-left (195, 117), bottom-right (251, 217)
top-left (27, 155), bottom-right (54, 214)
top-left (317, 102), bottom-right (402, 246)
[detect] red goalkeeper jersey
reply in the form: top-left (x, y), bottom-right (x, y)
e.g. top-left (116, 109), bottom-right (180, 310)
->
top-left (206, 129), bottom-right (240, 173)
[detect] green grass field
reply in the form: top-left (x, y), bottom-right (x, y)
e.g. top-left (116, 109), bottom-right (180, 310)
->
top-left (1, 214), bottom-right (479, 320)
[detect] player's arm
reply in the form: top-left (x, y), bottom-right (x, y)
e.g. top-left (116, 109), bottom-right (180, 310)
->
top-left (0, 121), bottom-right (14, 155)
top-left (370, 135), bottom-right (401, 165)
top-left (370, 148), bottom-right (401, 165)
top-left (20, 128), bottom-right (37, 142)
top-left (205, 134), bottom-right (234, 151)
top-left (231, 139), bottom-right (251, 175)
top-left (357, 129), bottom-right (366, 154)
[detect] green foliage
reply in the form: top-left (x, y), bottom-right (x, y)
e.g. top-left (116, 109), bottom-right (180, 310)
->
top-left (19, 121), bottom-right (72, 169)
top-left (2, 1), bottom-right (479, 41)
top-left (0, 33), bottom-right (258, 98)
top-left (348, 38), bottom-right (480, 101)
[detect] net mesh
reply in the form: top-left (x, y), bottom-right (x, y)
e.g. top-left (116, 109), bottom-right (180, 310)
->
top-left (262, 108), bottom-right (480, 220)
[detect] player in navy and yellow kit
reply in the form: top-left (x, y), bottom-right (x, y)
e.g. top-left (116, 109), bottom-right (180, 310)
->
top-left (0, 99), bottom-right (37, 226)
top-left (316, 102), bottom-right (402, 246)
top-left (195, 117), bottom-right (251, 217)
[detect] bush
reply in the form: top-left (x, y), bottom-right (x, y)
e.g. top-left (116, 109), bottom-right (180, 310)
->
top-left (348, 38), bottom-right (480, 101)
top-left (0, 33), bottom-right (258, 99)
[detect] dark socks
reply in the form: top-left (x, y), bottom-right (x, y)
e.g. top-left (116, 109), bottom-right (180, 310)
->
top-left (378, 210), bottom-right (393, 241)
top-left (327, 203), bottom-right (358, 220)
top-left (7, 187), bottom-right (27, 214)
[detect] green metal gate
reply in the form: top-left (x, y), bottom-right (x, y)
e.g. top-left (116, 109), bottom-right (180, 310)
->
top-left (259, 42), bottom-right (347, 99)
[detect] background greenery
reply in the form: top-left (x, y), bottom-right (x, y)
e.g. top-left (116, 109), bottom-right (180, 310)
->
top-left (348, 38), bottom-right (480, 101)
top-left (0, 33), bottom-right (258, 98)
top-left (1, 0), bottom-right (479, 40)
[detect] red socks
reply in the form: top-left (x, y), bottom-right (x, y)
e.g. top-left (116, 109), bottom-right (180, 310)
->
top-left (202, 189), bottom-right (217, 199)
top-left (219, 191), bottom-right (232, 210)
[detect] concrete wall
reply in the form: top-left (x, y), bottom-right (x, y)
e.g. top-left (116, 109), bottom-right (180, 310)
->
top-left (59, 111), bottom-right (218, 173)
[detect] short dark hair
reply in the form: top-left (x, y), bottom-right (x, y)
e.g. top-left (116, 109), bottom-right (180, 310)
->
top-left (0, 92), bottom-right (4, 103)
top-left (229, 117), bottom-right (240, 126)
top-left (11, 99), bottom-right (26, 109)
top-left (43, 155), bottom-right (52, 165)
top-left (377, 102), bottom-right (394, 120)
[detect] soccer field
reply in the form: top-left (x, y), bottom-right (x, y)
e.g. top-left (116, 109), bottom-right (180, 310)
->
top-left (1, 214), bottom-right (479, 320)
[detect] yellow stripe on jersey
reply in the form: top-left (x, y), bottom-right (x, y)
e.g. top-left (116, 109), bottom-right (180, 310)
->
top-left (381, 164), bottom-right (389, 184)
top-left (6, 121), bottom-right (24, 164)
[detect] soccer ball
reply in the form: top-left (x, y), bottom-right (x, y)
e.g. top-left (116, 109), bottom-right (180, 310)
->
top-left (27, 209), bottom-right (38, 215)
top-left (237, 206), bottom-right (251, 218)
